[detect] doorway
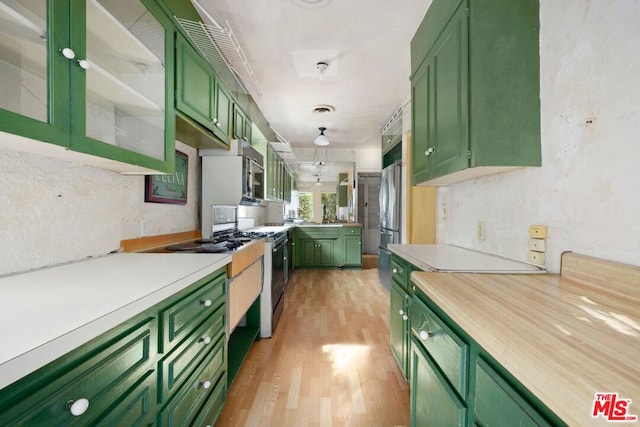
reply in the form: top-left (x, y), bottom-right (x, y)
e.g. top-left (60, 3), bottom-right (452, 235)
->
top-left (357, 173), bottom-right (381, 254)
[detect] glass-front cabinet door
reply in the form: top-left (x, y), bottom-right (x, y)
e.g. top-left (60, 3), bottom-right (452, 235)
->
top-left (0, 0), bottom-right (70, 144)
top-left (82, 0), bottom-right (167, 161)
top-left (0, 0), bottom-right (174, 173)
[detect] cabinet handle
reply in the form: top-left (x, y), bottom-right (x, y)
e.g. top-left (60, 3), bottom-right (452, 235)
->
top-left (201, 336), bottom-right (212, 345)
top-left (202, 299), bottom-right (212, 307)
top-left (402, 314), bottom-right (409, 321)
top-left (201, 380), bottom-right (212, 390)
top-left (392, 268), bottom-right (398, 274)
top-left (67, 398), bottom-right (89, 416)
top-left (419, 331), bottom-right (432, 341)
top-left (77, 59), bottom-right (90, 70)
top-left (61, 47), bottom-right (75, 59)
top-left (399, 309), bottom-right (405, 316)
top-left (425, 147), bottom-right (435, 156)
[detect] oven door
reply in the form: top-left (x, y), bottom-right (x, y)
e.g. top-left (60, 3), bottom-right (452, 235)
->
top-left (271, 239), bottom-right (286, 329)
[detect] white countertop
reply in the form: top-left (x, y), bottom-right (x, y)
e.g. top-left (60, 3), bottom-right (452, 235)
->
top-left (388, 244), bottom-right (544, 273)
top-left (0, 252), bottom-right (231, 389)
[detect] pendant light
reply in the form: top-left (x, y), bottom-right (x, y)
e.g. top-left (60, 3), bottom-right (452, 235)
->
top-left (314, 127), bottom-right (330, 146)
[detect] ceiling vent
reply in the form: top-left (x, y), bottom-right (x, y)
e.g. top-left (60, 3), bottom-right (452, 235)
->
top-left (312, 104), bottom-right (335, 114)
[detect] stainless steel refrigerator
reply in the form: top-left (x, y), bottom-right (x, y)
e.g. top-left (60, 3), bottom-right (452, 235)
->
top-left (378, 160), bottom-right (402, 289)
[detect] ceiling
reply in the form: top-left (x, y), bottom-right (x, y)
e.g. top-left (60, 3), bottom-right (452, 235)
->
top-left (192, 0), bottom-right (432, 153)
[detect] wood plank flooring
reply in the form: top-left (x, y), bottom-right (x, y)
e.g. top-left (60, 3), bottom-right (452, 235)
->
top-left (215, 265), bottom-right (409, 426)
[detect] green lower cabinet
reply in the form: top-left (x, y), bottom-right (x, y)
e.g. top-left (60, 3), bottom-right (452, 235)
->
top-left (0, 316), bottom-right (157, 426)
top-left (0, 267), bottom-right (229, 427)
top-left (475, 358), bottom-right (551, 427)
top-left (297, 238), bottom-right (334, 267)
top-left (390, 281), bottom-right (409, 380)
top-left (344, 235), bottom-right (362, 267)
top-left (407, 281), bottom-right (565, 426)
top-left (411, 337), bottom-right (467, 427)
top-left (157, 337), bottom-right (226, 426)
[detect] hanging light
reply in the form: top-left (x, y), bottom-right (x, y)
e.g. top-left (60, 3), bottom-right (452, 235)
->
top-left (315, 177), bottom-right (322, 186)
top-left (314, 127), bottom-right (330, 146)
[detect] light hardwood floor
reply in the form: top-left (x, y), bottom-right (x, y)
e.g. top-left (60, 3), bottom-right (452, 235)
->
top-left (215, 265), bottom-right (410, 426)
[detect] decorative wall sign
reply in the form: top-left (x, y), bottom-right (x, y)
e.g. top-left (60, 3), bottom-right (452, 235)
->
top-left (145, 151), bottom-right (188, 204)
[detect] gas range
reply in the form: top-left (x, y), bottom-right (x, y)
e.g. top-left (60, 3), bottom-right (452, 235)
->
top-left (163, 231), bottom-right (260, 254)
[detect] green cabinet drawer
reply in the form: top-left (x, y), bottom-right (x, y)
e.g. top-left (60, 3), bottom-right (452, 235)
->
top-left (0, 316), bottom-right (156, 425)
top-left (475, 358), bottom-right (551, 427)
top-left (159, 270), bottom-right (226, 353)
top-left (295, 227), bottom-right (341, 239)
top-left (343, 225), bottom-right (362, 236)
top-left (158, 339), bottom-right (226, 426)
top-left (97, 369), bottom-right (156, 427)
top-left (411, 294), bottom-right (468, 398)
top-left (158, 306), bottom-right (225, 403)
top-left (391, 256), bottom-right (409, 288)
top-left (192, 372), bottom-right (227, 426)
top-left (411, 337), bottom-right (466, 427)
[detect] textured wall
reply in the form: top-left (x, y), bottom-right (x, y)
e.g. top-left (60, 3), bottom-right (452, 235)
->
top-left (0, 141), bottom-right (200, 275)
top-left (438, 0), bottom-right (640, 272)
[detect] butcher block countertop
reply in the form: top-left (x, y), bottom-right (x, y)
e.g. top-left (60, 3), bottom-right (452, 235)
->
top-left (411, 252), bottom-right (640, 426)
top-left (0, 253), bottom-right (230, 390)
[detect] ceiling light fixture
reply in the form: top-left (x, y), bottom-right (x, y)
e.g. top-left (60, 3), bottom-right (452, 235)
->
top-left (314, 127), bottom-right (330, 146)
top-left (316, 61), bottom-right (328, 80)
top-left (315, 177), bottom-right (322, 186)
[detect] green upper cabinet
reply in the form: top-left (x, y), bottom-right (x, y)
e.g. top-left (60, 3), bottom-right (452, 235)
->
top-left (337, 173), bottom-right (348, 207)
top-left (0, 0), bottom-right (176, 174)
top-left (411, 0), bottom-right (541, 186)
top-left (175, 32), bottom-right (230, 147)
top-left (232, 103), bottom-right (251, 143)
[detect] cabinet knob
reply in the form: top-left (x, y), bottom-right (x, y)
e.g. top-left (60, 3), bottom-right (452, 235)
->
top-left (399, 309), bottom-right (405, 316)
top-left (77, 59), bottom-right (90, 70)
top-left (392, 268), bottom-right (398, 274)
top-left (402, 314), bottom-right (408, 321)
top-left (419, 331), bottom-right (431, 341)
top-left (61, 47), bottom-right (75, 60)
top-left (201, 336), bottom-right (212, 345)
top-left (202, 380), bottom-right (212, 390)
top-left (67, 398), bottom-right (89, 416)
top-left (202, 299), bottom-right (212, 307)
top-left (425, 147), bottom-right (435, 156)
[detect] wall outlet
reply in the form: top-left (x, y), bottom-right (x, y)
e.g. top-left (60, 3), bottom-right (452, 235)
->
top-left (529, 225), bottom-right (547, 239)
top-left (477, 221), bottom-right (486, 241)
top-left (528, 250), bottom-right (545, 265)
top-left (528, 238), bottom-right (546, 252)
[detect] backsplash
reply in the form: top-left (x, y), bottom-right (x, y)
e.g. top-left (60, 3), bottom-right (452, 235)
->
top-left (0, 141), bottom-right (199, 276)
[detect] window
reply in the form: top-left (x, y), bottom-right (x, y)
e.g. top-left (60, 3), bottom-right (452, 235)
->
top-left (297, 192), bottom-right (313, 222)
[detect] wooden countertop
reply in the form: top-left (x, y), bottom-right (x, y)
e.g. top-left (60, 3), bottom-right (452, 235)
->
top-left (0, 253), bottom-right (231, 390)
top-left (411, 252), bottom-right (640, 426)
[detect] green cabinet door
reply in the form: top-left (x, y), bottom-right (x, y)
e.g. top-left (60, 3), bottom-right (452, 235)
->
top-left (301, 239), bottom-right (317, 266)
top-left (0, 0), bottom-right (175, 173)
top-left (412, 2), bottom-right (469, 184)
top-left (344, 235), bottom-right (362, 267)
top-left (175, 34), bottom-right (213, 132)
top-left (233, 104), bottom-right (251, 142)
top-left (411, 337), bottom-right (466, 427)
top-left (390, 281), bottom-right (408, 380)
top-left (475, 358), bottom-right (551, 427)
top-left (214, 83), bottom-right (231, 140)
top-left (317, 239), bottom-right (334, 266)
top-left (411, 0), bottom-right (540, 185)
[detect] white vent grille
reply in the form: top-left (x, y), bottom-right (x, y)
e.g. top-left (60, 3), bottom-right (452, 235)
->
top-left (175, 0), bottom-right (261, 97)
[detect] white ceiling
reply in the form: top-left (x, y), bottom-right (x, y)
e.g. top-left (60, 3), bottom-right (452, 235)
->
top-left (193, 0), bottom-right (432, 151)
